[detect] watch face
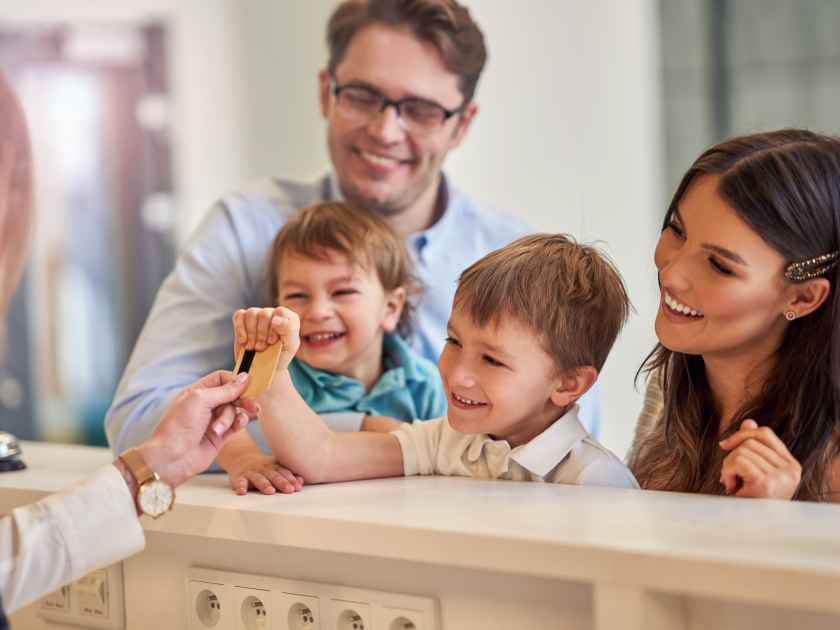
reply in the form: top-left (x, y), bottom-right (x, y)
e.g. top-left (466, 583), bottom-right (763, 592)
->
top-left (138, 479), bottom-right (174, 518)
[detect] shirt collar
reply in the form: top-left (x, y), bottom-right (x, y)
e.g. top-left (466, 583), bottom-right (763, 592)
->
top-left (291, 334), bottom-right (428, 391)
top-left (323, 171), bottom-right (343, 202)
top-left (324, 170), bottom-right (464, 263)
top-left (381, 333), bottom-right (426, 383)
top-left (509, 405), bottom-right (589, 478)
top-left (291, 357), bottom-right (359, 391)
top-left (406, 173), bottom-right (465, 261)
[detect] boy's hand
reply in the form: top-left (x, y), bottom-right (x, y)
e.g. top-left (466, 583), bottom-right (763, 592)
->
top-left (232, 306), bottom-right (301, 372)
top-left (226, 452), bottom-right (304, 495)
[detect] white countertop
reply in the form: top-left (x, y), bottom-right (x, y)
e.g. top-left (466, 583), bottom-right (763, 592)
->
top-left (4, 441), bottom-right (840, 613)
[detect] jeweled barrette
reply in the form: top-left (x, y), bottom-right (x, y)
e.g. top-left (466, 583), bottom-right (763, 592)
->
top-left (785, 250), bottom-right (840, 281)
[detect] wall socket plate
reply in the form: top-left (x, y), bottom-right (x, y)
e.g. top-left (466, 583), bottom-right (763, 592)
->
top-left (188, 578), bottom-right (233, 630)
top-left (280, 591), bottom-right (320, 630)
top-left (39, 563), bottom-right (126, 629)
top-left (375, 606), bottom-right (425, 630)
top-left (187, 567), bottom-right (438, 630)
top-left (233, 585), bottom-right (272, 630)
top-left (331, 599), bottom-right (370, 630)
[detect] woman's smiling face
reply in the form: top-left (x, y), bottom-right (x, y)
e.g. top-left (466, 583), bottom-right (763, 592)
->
top-left (654, 174), bottom-right (791, 362)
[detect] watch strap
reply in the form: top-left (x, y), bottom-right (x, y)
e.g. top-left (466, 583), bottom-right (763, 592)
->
top-left (118, 447), bottom-right (155, 487)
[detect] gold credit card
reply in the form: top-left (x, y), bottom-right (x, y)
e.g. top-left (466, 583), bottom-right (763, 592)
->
top-left (233, 342), bottom-right (284, 399)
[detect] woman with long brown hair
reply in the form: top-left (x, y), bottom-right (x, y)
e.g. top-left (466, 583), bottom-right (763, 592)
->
top-left (628, 129), bottom-right (840, 501)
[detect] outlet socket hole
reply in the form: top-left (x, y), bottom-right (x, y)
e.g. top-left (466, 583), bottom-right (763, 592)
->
top-left (241, 594), bottom-right (268, 630)
top-left (337, 609), bottom-right (366, 630)
top-left (288, 602), bottom-right (317, 630)
top-left (389, 618), bottom-right (416, 630)
top-left (195, 589), bottom-right (222, 627)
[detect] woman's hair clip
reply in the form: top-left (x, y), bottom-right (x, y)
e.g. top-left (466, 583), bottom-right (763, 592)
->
top-left (785, 250), bottom-right (840, 281)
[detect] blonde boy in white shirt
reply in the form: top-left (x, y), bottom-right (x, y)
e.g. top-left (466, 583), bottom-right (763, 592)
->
top-left (235, 234), bottom-right (638, 489)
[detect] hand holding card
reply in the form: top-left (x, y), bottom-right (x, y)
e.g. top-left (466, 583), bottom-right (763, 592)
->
top-left (233, 342), bottom-right (285, 399)
top-left (231, 306), bottom-right (301, 399)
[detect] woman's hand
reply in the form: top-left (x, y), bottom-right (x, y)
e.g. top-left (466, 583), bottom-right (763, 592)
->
top-left (137, 371), bottom-right (259, 487)
top-left (226, 452), bottom-right (304, 495)
top-left (719, 419), bottom-right (802, 500)
top-left (232, 306), bottom-right (301, 373)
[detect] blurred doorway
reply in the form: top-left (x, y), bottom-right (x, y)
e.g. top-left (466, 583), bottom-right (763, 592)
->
top-left (0, 23), bottom-right (175, 444)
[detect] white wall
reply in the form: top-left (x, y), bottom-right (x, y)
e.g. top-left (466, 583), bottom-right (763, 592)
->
top-left (167, 0), bottom-right (250, 242)
top-left (232, 1), bottom-right (664, 454)
top-left (233, 1), bottom-right (338, 186)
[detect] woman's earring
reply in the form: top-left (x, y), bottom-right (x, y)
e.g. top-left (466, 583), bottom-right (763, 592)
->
top-left (784, 310), bottom-right (797, 321)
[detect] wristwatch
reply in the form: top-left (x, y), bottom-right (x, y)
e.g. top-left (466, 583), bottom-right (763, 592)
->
top-left (118, 448), bottom-right (175, 519)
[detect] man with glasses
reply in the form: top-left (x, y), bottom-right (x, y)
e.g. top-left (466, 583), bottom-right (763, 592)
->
top-left (106, 0), bottom-right (600, 491)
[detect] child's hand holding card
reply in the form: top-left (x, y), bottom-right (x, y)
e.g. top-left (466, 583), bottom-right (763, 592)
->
top-left (232, 306), bottom-right (300, 399)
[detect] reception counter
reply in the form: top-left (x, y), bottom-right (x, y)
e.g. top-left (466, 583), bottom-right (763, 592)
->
top-left (3, 441), bottom-right (840, 629)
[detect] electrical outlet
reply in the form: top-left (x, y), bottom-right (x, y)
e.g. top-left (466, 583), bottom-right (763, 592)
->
top-left (76, 569), bottom-right (110, 619)
top-left (233, 586), bottom-right (272, 630)
top-left (331, 600), bottom-right (370, 630)
top-left (39, 564), bottom-right (126, 629)
top-left (40, 585), bottom-right (70, 614)
top-left (376, 607), bottom-right (424, 630)
top-left (187, 568), bottom-right (437, 630)
top-left (278, 592), bottom-right (320, 630)
top-left (189, 579), bottom-right (233, 630)
top-left (370, 589), bottom-right (438, 630)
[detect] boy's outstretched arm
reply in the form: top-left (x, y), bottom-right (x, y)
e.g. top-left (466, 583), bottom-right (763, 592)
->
top-left (259, 372), bottom-right (404, 483)
top-left (235, 306), bottom-right (405, 484)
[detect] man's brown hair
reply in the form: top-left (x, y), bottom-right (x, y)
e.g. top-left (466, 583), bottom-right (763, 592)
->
top-left (269, 202), bottom-right (421, 336)
top-left (327, 0), bottom-right (487, 102)
top-left (454, 234), bottom-right (630, 372)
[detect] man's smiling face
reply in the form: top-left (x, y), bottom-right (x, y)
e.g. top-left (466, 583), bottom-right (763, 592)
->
top-left (320, 24), bottom-right (475, 221)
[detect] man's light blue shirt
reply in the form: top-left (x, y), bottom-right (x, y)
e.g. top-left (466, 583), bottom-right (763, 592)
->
top-left (105, 174), bottom-right (600, 454)
top-left (290, 333), bottom-right (445, 421)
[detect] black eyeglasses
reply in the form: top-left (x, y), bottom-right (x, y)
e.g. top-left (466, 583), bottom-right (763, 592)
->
top-left (331, 80), bottom-right (466, 134)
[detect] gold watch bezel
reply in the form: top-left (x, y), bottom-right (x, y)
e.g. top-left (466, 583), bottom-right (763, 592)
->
top-left (136, 473), bottom-right (175, 519)
top-left (118, 448), bottom-right (175, 518)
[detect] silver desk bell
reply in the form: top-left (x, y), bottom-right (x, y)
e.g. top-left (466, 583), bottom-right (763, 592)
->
top-left (0, 431), bottom-right (25, 472)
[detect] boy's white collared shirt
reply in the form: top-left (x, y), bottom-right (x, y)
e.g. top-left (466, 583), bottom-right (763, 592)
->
top-left (394, 405), bottom-right (638, 488)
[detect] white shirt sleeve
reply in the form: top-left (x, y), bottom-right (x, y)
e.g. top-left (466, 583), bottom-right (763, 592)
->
top-left (0, 465), bottom-right (145, 613)
top-left (392, 418), bottom-right (446, 476)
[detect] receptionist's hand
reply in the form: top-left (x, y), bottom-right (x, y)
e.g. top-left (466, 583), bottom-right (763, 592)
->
top-left (138, 370), bottom-right (259, 488)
